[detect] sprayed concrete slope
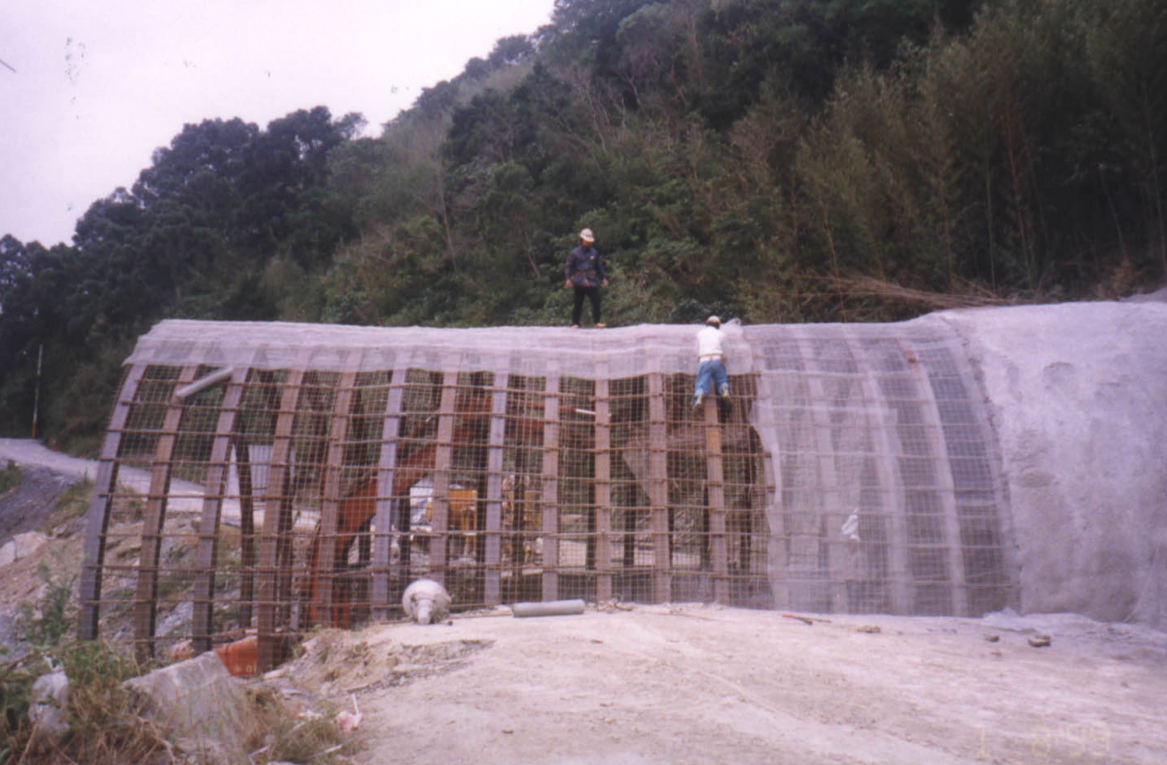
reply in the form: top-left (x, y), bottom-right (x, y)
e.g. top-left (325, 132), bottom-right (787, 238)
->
top-left (942, 301), bottom-right (1167, 628)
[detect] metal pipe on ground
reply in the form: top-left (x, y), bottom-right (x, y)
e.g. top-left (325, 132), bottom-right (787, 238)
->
top-left (511, 599), bottom-right (586, 618)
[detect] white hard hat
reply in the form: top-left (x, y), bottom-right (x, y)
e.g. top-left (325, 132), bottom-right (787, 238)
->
top-left (579, 228), bottom-right (595, 242)
top-left (706, 316), bottom-right (721, 327)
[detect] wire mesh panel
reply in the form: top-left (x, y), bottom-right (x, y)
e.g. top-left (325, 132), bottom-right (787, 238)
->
top-left (719, 374), bottom-right (770, 607)
top-left (557, 375), bottom-right (596, 601)
top-left (502, 373), bottom-right (548, 603)
top-left (919, 344), bottom-right (1014, 614)
top-left (746, 322), bottom-right (1014, 618)
top-left (81, 317), bottom-right (1016, 668)
top-left (610, 375), bottom-right (653, 603)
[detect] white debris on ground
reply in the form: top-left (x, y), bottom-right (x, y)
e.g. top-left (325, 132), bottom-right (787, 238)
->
top-left (124, 650), bottom-right (255, 765)
top-left (29, 668), bottom-right (70, 745)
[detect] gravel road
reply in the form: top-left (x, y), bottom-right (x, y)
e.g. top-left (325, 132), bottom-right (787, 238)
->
top-left (0, 437), bottom-right (243, 520)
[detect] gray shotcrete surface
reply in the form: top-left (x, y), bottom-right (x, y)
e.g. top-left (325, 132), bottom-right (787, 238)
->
top-left (941, 301), bottom-right (1167, 628)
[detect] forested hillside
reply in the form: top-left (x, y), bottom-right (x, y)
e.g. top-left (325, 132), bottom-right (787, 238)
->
top-left (1, 0), bottom-right (1163, 452)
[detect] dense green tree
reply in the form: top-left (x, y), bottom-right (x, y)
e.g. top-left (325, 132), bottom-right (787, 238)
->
top-left (2, 0), bottom-right (1163, 449)
top-left (0, 109), bottom-right (361, 441)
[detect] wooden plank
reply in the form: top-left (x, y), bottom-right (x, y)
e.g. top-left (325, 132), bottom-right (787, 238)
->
top-left (730, 376), bottom-right (767, 595)
top-left (483, 377), bottom-right (508, 605)
top-left (703, 387), bottom-right (729, 605)
top-left (428, 369), bottom-right (459, 585)
top-left (257, 367), bottom-right (305, 672)
top-left (647, 372), bottom-right (671, 603)
top-left (594, 372), bottom-right (612, 602)
top-left (78, 363), bottom-right (147, 641)
top-left (372, 368), bottom-right (406, 620)
top-left (541, 371), bottom-right (560, 602)
top-left (761, 447), bottom-right (787, 607)
top-left (191, 367), bottom-right (248, 653)
top-left (133, 365), bottom-right (199, 664)
top-left (312, 370), bottom-right (359, 626)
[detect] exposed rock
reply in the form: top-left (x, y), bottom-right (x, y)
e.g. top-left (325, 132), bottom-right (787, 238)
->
top-left (0, 531), bottom-right (49, 566)
top-left (125, 650), bottom-right (254, 765)
top-left (29, 669), bottom-right (70, 744)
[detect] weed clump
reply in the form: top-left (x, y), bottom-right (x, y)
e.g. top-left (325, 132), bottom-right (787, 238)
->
top-left (17, 562), bottom-right (75, 650)
top-left (3, 566), bottom-right (360, 764)
top-left (244, 687), bottom-right (363, 764)
top-left (1, 565), bottom-right (170, 765)
top-left (0, 461), bottom-right (19, 495)
top-left (40, 478), bottom-right (92, 533)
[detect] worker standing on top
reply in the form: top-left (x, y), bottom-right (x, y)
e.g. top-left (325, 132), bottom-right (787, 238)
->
top-left (564, 228), bottom-right (608, 328)
top-left (693, 315), bottom-right (729, 409)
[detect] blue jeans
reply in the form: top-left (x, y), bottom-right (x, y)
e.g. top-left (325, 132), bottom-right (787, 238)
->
top-left (693, 360), bottom-right (728, 405)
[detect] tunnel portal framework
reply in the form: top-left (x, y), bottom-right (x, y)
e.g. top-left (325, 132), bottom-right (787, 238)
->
top-left (77, 319), bottom-right (1016, 670)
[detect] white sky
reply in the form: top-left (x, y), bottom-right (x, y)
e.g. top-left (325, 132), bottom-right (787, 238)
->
top-left (1, 0), bottom-right (556, 247)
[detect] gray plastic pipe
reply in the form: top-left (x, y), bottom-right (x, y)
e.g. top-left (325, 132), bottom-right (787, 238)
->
top-left (511, 599), bottom-right (586, 618)
top-left (172, 367), bottom-right (235, 402)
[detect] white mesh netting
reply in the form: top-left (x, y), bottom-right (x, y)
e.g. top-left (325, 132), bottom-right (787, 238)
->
top-left (84, 314), bottom-right (1018, 665)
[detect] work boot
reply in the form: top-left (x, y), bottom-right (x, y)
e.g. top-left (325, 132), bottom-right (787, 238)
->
top-left (719, 383), bottom-right (730, 397)
top-left (692, 392), bottom-right (704, 409)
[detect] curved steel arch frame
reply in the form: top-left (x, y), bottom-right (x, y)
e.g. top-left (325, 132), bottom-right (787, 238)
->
top-left (79, 318), bottom-right (1015, 670)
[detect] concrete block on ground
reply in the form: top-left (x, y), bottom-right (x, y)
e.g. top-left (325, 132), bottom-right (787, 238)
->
top-left (124, 650), bottom-right (253, 764)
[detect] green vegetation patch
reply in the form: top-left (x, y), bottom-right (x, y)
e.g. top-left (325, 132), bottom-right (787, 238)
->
top-left (0, 461), bottom-right (20, 495)
top-left (2, 565), bottom-right (167, 765)
top-left (39, 478), bottom-right (92, 534)
top-left (1, 0), bottom-right (1163, 451)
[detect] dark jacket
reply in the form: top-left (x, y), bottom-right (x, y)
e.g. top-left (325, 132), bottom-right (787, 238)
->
top-left (565, 245), bottom-right (606, 288)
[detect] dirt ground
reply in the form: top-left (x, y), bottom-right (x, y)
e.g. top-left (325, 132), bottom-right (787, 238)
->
top-left (0, 465), bottom-right (86, 648)
top-left (266, 603), bottom-right (1166, 765)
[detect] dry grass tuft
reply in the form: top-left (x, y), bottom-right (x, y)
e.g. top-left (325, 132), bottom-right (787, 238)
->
top-left (838, 275), bottom-right (1022, 310)
top-left (244, 687), bottom-right (363, 764)
top-left (1, 642), bottom-right (176, 765)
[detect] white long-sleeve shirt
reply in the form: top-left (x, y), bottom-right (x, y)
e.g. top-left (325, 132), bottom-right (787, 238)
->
top-left (696, 325), bottom-right (726, 361)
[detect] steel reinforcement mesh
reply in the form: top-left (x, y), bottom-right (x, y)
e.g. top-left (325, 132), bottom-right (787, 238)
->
top-left (78, 318), bottom-right (1016, 668)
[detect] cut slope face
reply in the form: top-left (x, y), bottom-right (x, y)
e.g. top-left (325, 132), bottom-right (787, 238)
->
top-left (77, 303), bottom-right (1165, 668)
